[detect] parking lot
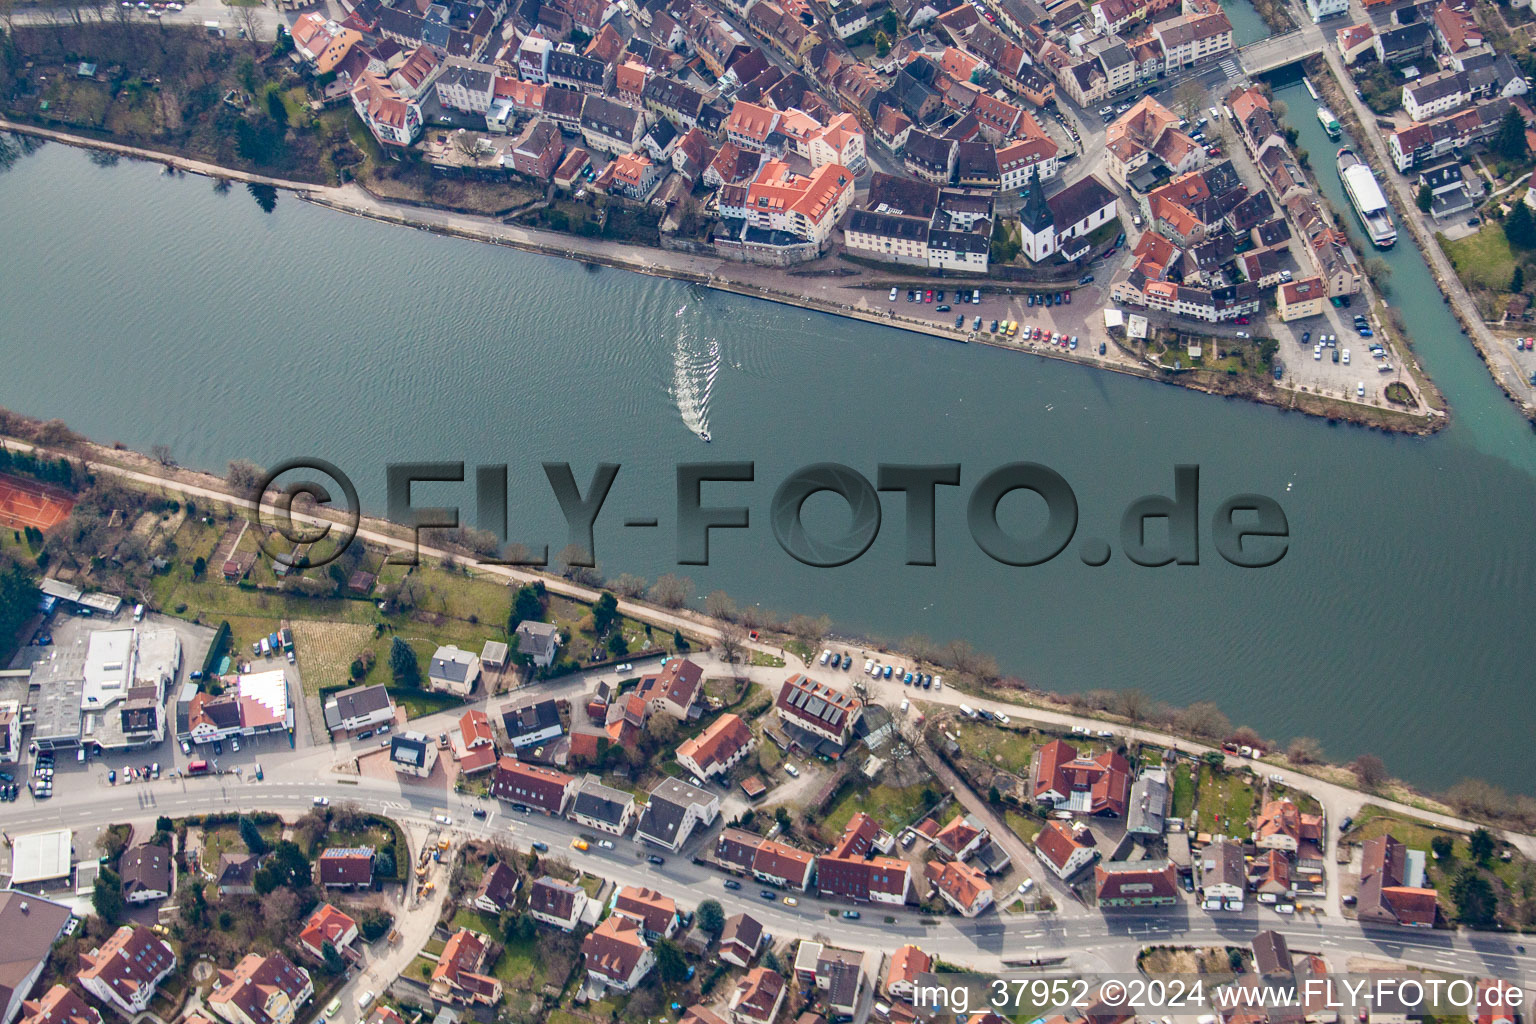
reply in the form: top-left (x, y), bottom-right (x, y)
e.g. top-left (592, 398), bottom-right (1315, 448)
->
top-left (1272, 303), bottom-right (1411, 401)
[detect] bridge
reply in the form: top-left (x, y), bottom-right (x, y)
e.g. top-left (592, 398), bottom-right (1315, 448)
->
top-left (1237, 23), bottom-right (1326, 75)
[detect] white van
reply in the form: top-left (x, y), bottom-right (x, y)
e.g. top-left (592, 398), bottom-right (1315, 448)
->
top-left (863, 659), bottom-right (874, 674)
top-left (958, 704), bottom-right (978, 719)
top-left (819, 650), bottom-right (831, 665)
top-left (132, 604), bottom-right (144, 622)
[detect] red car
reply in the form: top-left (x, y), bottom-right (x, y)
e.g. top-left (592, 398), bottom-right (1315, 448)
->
top-left (1064, 291), bottom-right (1071, 304)
top-left (1236, 316), bottom-right (1250, 325)
top-left (925, 290), bottom-right (934, 303)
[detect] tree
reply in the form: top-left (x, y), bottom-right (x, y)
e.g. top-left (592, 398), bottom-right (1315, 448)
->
top-left (654, 939), bottom-right (690, 984)
top-left (696, 898), bottom-right (725, 934)
top-left (375, 847), bottom-right (396, 878)
top-left (775, 806), bottom-right (792, 833)
top-left (226, 458), bottom-right (264, 492)
top-left (1514, 264), bottom-right (1526, 292)
top-left (649, 573), bottom-right (693, 609)
top-left (151, 443), bottom-right (175, 466)
top-left (389, 637), bottom-right (420, 688)
top-left (0, 557), bottom-right (40, 654)
top-left (1431, 834), bottom-right (1454, 860)
top-left (1173, 701), bottom-right (1230, 739)
top-left (1450, 866), bottom-right (1495, 925)
top-left (988, 785), bottom-right (1002, 805)
top-left (1505, 202), bottom-right (1536, 248)
top-left (874, 30), bottom-right (890, 57)
top-left (1417, 183), bottom-right (1433, 212)
top-left (1364, 257), bottom-right (1392, 290)
top-left (239, 816), bottom-right (270, 856)
top-left (880, 7), bottom-right (898, 33)
top-left (1286, 736), bottom-right (1324, 765)
top-left (717, 622), bottom-right (748, 667)
top-left (593, 591), bottom-right (619, 634)
top-left (254, 840), bottom-right (313, 893)
top-left (607, 631), bottom-right (629, 657)
top-left (509, 584), bottom-right (546, 631)
top-left (1350, 753), bottom-right (1389, 790)
top-left (321, 941), bottom-right (346, 976)
top-left (1495, 104), bottom-right (1528, 162)
top-left (704, 590), bottom-right (737, 620)
top-left (192, 555), bottom-right (207, 578)
top-left (93, 869), bottom-right (125, 926)
top-left (1469, 827), bottom-right (1496, 865)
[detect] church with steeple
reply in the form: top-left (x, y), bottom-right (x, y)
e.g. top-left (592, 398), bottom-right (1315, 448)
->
top-left (1012, 174), bottom-right (1120, 265)
top-left (1018, 174), bottom-right (1057, 263)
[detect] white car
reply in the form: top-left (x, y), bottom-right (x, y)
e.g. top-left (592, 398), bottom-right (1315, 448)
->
top-left (313, 796), bottom-right (330, 806)
top-left (434, 814), bottom-right (452, 825)
top-left (1314, 344), bottom-right (1322, 360)
top-left (616, 663), bottom-right (633, 673)
top-left (599, 839), bottom-right (615, 849)
top-left (995, 712), bottom-right (1011, 725)
top-left (819, 650), bottom-right (831, 665)
top-left (863, 659), bottom-right (874, 674)
top-left (356, 991), bottom-right (375, 1010)
top-left (784, 763), bottom-right (800, 778)
top-left (1017, 878), bottom-right (1035, 894)
top-left (900, 698), bottom-right (910, 713)
top-left (1342, 348), bottom-right (1351, 364)
top-left (230, 737), bottom-right (240, 752)
top-left (889, 287), bottom-right (898, 301)
top-left (180, 740), bottom-right (191, 755)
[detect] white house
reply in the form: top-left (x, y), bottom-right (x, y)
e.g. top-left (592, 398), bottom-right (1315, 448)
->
top-left (514, 621), bottom-right (562, 668)
top-left (78, 927), bottom-right (177, 1017)
top-left (428, 645), bottom-right (481, 696)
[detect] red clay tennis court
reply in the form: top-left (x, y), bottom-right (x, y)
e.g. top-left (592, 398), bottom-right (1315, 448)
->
top-left (0, 474), bottom-right (74, 531)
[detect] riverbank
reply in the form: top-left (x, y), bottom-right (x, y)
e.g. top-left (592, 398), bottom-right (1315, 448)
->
top-left (7, 417), bottom-right (1536, 838)
top-left (1306, 56), bottom-right (1536, 425)
top-left (0, 117), bottom-right (1446, 435)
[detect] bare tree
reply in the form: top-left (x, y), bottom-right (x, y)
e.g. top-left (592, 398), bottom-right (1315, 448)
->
top-left (610, 573), bottom-right (648, 598)
top-left (716, 622), bottom-right (748, 668)
top-left (452, 130), bottom-right (487, 163)
top-left (648, 573), bottom-right (693, 609)
top-left (704, 590), bottom-right (738, 621)
top-left (150, 443), bottom-right (175, 467)
top-left (1350, 754), bottom-right (1390, 791)
top-left (234, 2), bottom-right (263, 43)
top-left (788, 613), bottom-right (831, 652)
top-left (226, 458), bottom-right (264, 492)
top-left (1286, 736), bottom-right (1324, 765)
top-left (1173, 700), bottom-right (1231, 740)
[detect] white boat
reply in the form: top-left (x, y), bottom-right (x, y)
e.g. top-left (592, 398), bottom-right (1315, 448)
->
top-left (1337, 149), bottom-right (1397, 248)
top-left (1316, 105), bottom-right (1341, 140)
top-left (698, 430), bottom-right (712, 442)
top-left (1304, 76), bottom-right (1320, 100)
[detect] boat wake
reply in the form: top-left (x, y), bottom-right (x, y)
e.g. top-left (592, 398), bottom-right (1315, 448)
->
top-left (671, 309), bottom-right (721, 441)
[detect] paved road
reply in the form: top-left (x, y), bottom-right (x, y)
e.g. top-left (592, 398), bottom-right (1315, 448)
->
top-left (8, 765), bottom-right (1535, 982)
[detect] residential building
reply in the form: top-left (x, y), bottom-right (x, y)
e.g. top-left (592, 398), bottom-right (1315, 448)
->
top-left (883, 945), bottom-right (932, 1001)
top-left (794, 944), bottom-right (870, 1018)
top-left (297, 904), bottom-right (358, 961)
top-left (290, 12), bottom-right (362, 74)
top-left (1152, 9), bottom-right (1233, 71)
top-left (216, 853), bottom-right (262, 896)
top-left (436, 60), bottom-right (496, 114)
top-left (1305, 0), bottom-right (1348, 22)
top-left (501, 698), bottom-right (564, 750)
top-left (319, 847), bottom-right (374, 888)
top-left (1034, 819), bottom-right (1098, 879)
top-left (509, 119), bottom-right (565, 179)
top-left (1094, 860), bottom-right (1179, 907)
top-left (583, 916), bottom-right (655, 992)
top-left (489, 758), bottom-right (576, 815)
top-left (431, 930), bottom-right (502, 1006)
top-left (817, 813), bottom-right (912, 905)
top-left (78, 926), bottom-right (176, 1017)
top-left (737, 161), bottom-right (855, 248)
top-left (529, 877), bottom-right (589, 931)
top-left (636, 777), bottom-right (720, 850)
top-left (119, 844), bottom-right (172, 903)
top-left (613, 886), bottom-right (677, 941)
top-left (725, 101), bottom-right (783, 151)
top-left (1029, 738), bottom-right (1132, 817)
top-left (0, 892), bottom-right (72, 1024)
top-left (18, 987), bottom-right (100, 1024)
top-left (472, 861), bottom-right (522, 915)
top-left (924, 860), bottom-right (994, 917)
top-left (570, 774), bottom-right (636, 834)
top-left (720, 913), bottom-right (765, 968)
top-left (729, 968), bottom-right (787, 1024)
top-left (0, 701), bottom-right (19, 764)
top-left (636, 658), bottom-right (705, 721)
top-left (903, 129), bottom-right (956, 183)
top-left (1126, 768), bottom-right (1169, 836)
top-left (1357, 835), bottom-right (1438, 927)
top-left (774, 674), bottom-right (863, 747)
top-left (350, 70), bottom-right (423, 147)
top-left (323, 685), bottom-right (395, 735)
top-left (389, 730), bottom-right (438, 778)
top-left (932, 814), bottom-right (989, 861)
top-left (428, 646), bottom-right (481, 696)
top-left (1105, 95), bottom-right (1203, 189)
top-left (997, 136), bottom-right (1061, 191)
top-left (1199, 838), bottom-right (1247, 910)
top-left (676, 713), bottom-right (755, 780)
top-left (187, 671), bottom-right (293, 745)
top-left (207, 953), bottom-right (314, 1024)
top-left (715, 829), bottom-right (817, 890)
top-left (1403, 69), bottom-right (1470, 121)
top-left (513, 621), bottom-right (562, 668)
top-left (452, 709), bottom-right (499, 775)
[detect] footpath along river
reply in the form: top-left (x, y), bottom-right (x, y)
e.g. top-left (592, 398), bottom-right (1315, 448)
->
top-left (0, 137), bottom-right (1533, 793)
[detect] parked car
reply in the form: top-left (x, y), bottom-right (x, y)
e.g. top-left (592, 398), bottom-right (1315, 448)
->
top-left (841, 910), bottom-right (860, 919)
top-left (760, 889), bottom-right (775, 900)
top-left (784, 763), bottom-right (800, 778)
top-left (724, 879), bottom-right (742, 890)
top-left (472, 807), bottom-right (488, 819)
top-left (313, 796), bottom-right (329, 806)
top-left (648, 855), bottom-right (666, 865)
top-left (434, 814), bottom-right (452, 825)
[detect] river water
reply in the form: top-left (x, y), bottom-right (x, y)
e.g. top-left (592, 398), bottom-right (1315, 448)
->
top-left (0, 138), bottom-right (1532, 793)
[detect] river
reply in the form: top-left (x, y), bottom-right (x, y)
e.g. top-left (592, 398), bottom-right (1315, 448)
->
top-left (0, 137), bottom-right (1532, 794)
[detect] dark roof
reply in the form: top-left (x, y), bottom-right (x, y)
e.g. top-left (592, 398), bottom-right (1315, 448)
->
top-left (928, 226), bottom-right (989, 255)
top-left (329, 684), bottom-right (393, 721)
top-left (637, 778), bottom-right (712, 846)
top-left (643, 76), bottom-right (706, 118)
top-left (847, 209), bottom-right (929, 241)
top-left (573, 778), bottom-right (634, 826)
top-left (866, 171), bottom-right (939, 217)
top-left (1046, 175), bottom-right (1116, 228)
top-left (1253, 930), bottom-right (1293, 977)
top-left (501, 698), bottom-right (562, 740)
top-left (903, 129), bottom-right (954, 172)
top-left (119, 844), bottom-right (172, 898)
top-left (582, 94), bottom-right (642, 137)
top-left (549, 48), bottom-right (607, 85)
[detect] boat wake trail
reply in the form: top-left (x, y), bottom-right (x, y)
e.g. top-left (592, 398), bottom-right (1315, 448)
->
top-left (670, 308), bottom-right (721, 441)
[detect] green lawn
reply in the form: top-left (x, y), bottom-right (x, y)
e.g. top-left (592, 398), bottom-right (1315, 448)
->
top-left (443, 910), bottom-right (549, 987)
top-left (1170, 762), bottom-right (1198, 819)
top-left (1193, 764), bottom-right (1256, 836)
top-left (201, 821), bottom-right (281, 864)
top-left (952, 720), bottom-right (1047, 776)
top-left (1004, 810), bottom-right (1041, 844)
top-left (1439, 226), bottom-right (1518, 290)
top-left (822, 780), bottom-right (935, 834)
